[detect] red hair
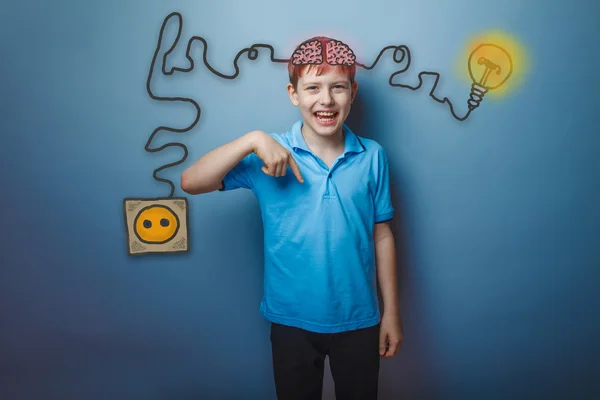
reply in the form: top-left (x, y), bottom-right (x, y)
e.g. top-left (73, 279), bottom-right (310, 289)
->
top-left (288, 36), bottom-right (356, 88)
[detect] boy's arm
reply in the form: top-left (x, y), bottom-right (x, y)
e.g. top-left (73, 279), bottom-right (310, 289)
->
top-left (180, 131), bottom-right (258, 195)
top-left (181, 130), bottom-right (304, 195)
top-left (374, 221), bottom-right (403, 358)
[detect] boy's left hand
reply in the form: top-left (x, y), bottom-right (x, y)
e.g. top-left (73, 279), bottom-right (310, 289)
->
top-left (379, 313), bottom-right (403, 358)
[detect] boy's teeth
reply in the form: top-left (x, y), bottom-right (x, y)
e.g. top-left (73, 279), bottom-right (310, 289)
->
top-left (316, 114), bottom-right (334, 120)
top-left (315, 112), bottom-right (337, 121)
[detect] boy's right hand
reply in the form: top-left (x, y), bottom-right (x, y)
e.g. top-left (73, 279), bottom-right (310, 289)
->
top-left (250, 131), bottom-right (304, 183)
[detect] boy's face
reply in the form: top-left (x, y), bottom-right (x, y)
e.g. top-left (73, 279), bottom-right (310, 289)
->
top-left (287, 68), bottom-right (358, 139)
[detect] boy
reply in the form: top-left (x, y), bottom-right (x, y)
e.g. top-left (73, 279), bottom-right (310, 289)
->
top-left (181, 36), bottom-right (402, 400)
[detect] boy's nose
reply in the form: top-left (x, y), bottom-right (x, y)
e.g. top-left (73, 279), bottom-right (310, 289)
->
top-left (319, 91), bottom-right (334, 105)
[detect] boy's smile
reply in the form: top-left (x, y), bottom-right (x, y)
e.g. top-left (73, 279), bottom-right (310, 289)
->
top-left (314, 110), bottom-right (338, 126)
top-left (287, 68), bottom-right (358, 141)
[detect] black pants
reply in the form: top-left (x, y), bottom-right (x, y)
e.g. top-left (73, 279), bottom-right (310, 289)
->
top-left (270, 322), bottom-right (380, 400)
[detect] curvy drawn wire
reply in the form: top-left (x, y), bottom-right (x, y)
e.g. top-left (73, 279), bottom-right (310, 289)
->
top-left (356, 46), bottom-right (473, 121)
top-left (145, 12), bottom-right (289, 197)
top-left (146, 12), bottom-right (473, 197)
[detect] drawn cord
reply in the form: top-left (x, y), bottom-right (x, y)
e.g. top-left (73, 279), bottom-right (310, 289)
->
top-left (146, 12), bottom-right (470, 197)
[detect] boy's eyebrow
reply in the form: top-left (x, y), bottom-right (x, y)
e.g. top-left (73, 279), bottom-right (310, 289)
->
top-left (301, 80), bottom-right (349, 86)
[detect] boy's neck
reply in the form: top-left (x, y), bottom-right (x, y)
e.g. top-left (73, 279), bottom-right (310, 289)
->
top-left (300, 122), bottom-right (345, 155)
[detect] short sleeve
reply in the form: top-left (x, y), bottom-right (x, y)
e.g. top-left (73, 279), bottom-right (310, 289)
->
top-left (374, 147), bottom-right (394, 223)
top-left (219, 153), bottom-right (258, 191)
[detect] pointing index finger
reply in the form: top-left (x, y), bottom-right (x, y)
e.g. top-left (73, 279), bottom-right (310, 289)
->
top-left (287, 154), bottom-right (304, 183)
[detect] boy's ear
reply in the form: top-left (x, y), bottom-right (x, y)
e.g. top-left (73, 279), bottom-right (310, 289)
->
top-left (351, 81), bottom-right (359, 103)
top-left (287, 83), bottom-right (299, 106)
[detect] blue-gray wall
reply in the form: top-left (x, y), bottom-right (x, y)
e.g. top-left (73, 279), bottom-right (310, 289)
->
top-left (1, 0), bottom-right (598, 399)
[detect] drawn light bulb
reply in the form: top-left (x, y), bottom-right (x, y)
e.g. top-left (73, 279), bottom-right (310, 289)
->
top-left (466, 43), bottom-right (513, 110)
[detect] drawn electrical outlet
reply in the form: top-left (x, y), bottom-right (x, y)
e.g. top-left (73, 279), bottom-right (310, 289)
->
top-left (123, 197), bottom-right (189, 255)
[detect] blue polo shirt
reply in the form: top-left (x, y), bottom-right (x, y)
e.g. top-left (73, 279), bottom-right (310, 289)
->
top-left (220, 120), bottom-right (394, 333)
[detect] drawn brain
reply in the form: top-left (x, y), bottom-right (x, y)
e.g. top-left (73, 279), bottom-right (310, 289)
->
top-left (292, 39), bottom-right (356, 66)
top-left (326, 40), bottom-right (356, 66)
top-left (292, 40), bottom-right (323, 65)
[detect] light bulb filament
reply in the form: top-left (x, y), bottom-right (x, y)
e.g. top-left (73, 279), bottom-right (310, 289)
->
top-left (477, 56), bottom-right (501, 86)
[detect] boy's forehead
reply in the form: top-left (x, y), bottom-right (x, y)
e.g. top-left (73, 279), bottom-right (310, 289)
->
top-left (298, 69), bottom-right (351, 84)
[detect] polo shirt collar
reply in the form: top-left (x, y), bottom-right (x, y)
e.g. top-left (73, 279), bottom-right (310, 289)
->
top-left (290, 120), bottom-right (365, 156)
